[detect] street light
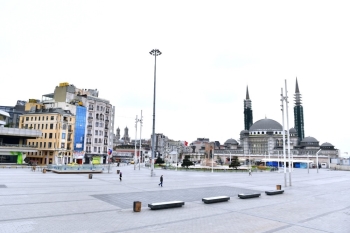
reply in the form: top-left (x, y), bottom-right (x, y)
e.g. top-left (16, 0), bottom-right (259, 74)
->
top-left (150, 49), bottom-right (161, 177)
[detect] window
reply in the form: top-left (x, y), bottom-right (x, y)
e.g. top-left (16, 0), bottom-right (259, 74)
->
top-left (95, 138), bottom-right (98, 143)
top-left (50, 124), bottom-right (54, 129)
top-left (31, 117), bottom-right (33, 121)
top-left (25, 124), bottom-right (28, 129)
top-left (94, 147), bottom-right (97, 152)
top-left (26, 117), bottom-right (29, 121)
top-left (61, 143), bottom-right (65, 148)
top-left (95, 122), bottom-right (99, 127)
top-left (62, 133), bottom-right (66, 139)
top-left (46, 124), bottom-right (48, 129)
top-left (38, 117), bottom-right (40, 121)
top-left (97, 106), bottom-right (99, 111)
top-left (35, 117), bottom-right (37, 121)
top-left (38, 124), bottom-right (40, 129)
top-left (95, 130), bottom-right (98, 135)
top-left (99, 138), bottom-right (102, 143)
top-left (46, 116), bottom-right (48, 120)
top-left (100, 122), bottom-right (103, 127)
top-left (62, 124), bottom-right (66, 130)
top-left (40, 142), bottom-right (42, 147)
top-left (44, 142), bottom-right (46, 148)
top-left (49, 133), bottom-right (52, 138)
top-left (51, 116), bottom-right (54, 120)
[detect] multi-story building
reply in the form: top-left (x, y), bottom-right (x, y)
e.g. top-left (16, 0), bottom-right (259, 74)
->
top-left (0, 109), bottom-right (41, 164)
top-left (41, 83), bottom-right (115, 164)
top-left (0, 100), bottom-right (27, 128)
top-left (19, 106), bottom-right (75, 165)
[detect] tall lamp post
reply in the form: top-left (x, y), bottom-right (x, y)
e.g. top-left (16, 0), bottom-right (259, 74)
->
top-left (149, 49), bottom-right (161, 177)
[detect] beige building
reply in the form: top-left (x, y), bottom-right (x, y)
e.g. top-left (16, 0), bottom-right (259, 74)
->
top-left (19, 105), bottom-right (75, 165)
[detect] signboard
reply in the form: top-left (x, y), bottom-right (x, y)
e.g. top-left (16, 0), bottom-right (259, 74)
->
top-left (73, 151), bottom-right (85, 159)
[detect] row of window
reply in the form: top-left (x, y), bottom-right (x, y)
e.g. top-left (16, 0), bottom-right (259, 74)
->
top-left (27, 141), bottom-right (71, 149)
top-left (87, 138), bottom-right (108, 143)
top-left (22, 123), bottom-right (72, 131)
top-left (88, 105), bottom-right (110, 113)
top-left (25, 116), bottom-right (72, 122)
top-left (27, 151), bottom-right (72, 156)
top-left (85, 146), bottom-right (108, 153)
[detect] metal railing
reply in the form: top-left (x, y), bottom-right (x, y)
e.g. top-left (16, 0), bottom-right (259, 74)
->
top-left (0, 143), bottom-right (37, 148)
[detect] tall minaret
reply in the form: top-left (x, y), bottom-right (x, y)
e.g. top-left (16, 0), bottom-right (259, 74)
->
top-left (244, 86), bottom-right (253, 130)
top-left (294, 78), bottom-right (305, 142)
top-left (116, 127), bottom-right (120, 140)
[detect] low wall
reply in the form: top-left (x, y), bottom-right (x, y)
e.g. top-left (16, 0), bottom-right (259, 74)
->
top-left (330, 164), bottom-right (350, 171)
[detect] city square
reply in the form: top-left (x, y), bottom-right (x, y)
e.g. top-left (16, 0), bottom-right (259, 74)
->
top-left (0, 165), bottom-right (349, 233)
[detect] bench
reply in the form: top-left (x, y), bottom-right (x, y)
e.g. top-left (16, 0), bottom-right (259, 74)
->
top-left (238, 193), bottom-right (261, 199)
top-left (265, 190), bottom-right (284, 195)
top-left (148, 201), bottom-right (184, 210)
top-left (202, 196), bottom-right (230, 204)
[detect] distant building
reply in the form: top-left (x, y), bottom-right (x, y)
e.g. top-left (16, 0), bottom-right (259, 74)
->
top-left (0, 100), bottom-right (27, 128)
top-left (1, 109), bottom-right (42, 164)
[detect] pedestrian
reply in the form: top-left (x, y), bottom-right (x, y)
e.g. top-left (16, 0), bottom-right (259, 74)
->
top-left (158, 175), bottom-right (163, 187)
top-left (119, 171), bottom-right (122, 181)
top-left (249, 169), bottom-right (252, 176)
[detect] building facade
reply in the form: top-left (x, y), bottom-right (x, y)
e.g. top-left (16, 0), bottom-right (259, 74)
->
top-left (19, 106), bottom-right (75, 165)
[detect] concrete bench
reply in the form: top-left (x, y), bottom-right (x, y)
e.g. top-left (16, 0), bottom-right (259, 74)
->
top-left (265, 190), bottom-right (284, 195)
top-left (148, 201), bottom-right (184, 210)
top-left (202, 196), bottom-right (230, 204)
top-left (238, 193), bottom-right (261, 199)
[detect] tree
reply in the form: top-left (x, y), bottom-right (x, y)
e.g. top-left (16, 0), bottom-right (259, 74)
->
top-left (155, 156), bottom-right (164, 165)
top-left (181, 155), bottom-right (194, 168)
top-left (229, 156), bottom-right (241, 169)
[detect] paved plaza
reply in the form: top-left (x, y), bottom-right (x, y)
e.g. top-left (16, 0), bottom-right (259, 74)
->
top-left (0, 165), bottom-right (349, 233)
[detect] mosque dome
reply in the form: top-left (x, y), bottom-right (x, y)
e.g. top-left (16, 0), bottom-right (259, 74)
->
top-left (249, 118), bottom-right (283, 131)
top-left (301, 137), bottom-right (319, 143)
top-left (225, 138), bottom-right (238, 145)
top-left (289, 128), bottom-right (297, 133)
top-left (321, 142), bottom-right (333, 147)
top-left (240, 130), bottom-right (249, 135)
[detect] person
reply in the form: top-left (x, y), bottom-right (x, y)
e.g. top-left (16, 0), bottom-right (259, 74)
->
top-left (119, 172), bottom-right (122, 181)
top-left (249, 169), bottom-right (252, 176)
top-left (158, 175), bottom-right (163, 187)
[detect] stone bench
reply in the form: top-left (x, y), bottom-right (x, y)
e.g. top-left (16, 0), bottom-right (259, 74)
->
top-left (148, 201), bottom-right (184, 210)
top-left (238, 193), bottom-right (261, 199)
top-left (202, 196), bottom-right (230, 204)
top-left (265, 190), bottom-right (284, 195)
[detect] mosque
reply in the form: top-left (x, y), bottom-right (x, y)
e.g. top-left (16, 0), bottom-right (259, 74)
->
top-left (209, 78), bottom-right (338, 166)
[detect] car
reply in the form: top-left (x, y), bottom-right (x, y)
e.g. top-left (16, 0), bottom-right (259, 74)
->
top-left (130, 161), bottom-right (135, 164)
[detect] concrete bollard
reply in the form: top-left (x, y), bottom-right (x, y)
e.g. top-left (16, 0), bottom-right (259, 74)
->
top-left (89, 174), bottom-right (93, 179)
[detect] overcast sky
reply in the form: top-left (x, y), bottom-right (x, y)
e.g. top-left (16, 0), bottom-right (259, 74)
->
top-left (1, 1), bottom-right (349, 155)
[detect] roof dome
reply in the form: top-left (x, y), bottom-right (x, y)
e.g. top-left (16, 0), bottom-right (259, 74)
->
top-left (240, 130), bottom-right (249, 134)
top-left (225, 138), bottom-right (238, 145)
top-left (289, 128), bottom-right (297, 133)
top-left (321, 142), bottom-right (333, 147)
top-left (301, 136), bottom-right (319, 143)
top-left (249, 118), bottom-right (283, 131)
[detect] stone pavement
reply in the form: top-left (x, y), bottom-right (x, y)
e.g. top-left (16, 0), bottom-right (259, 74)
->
top-left (0, 165), bottom-right (349, 233)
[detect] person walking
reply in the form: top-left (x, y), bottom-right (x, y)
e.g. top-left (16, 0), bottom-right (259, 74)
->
top-left (119, 172), bottom-right (122, 181)
top-left (158, 175), bottom-right (163, 187)
top-left (249, 169), bottom-right (252, 176)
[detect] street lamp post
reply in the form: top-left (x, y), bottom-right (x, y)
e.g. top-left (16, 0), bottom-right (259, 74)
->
top-left (134, 115), bottom-right (138, 170)
top-left (139, 110), bottom-right (143, 170)
top-left (149, 49), bottom-right (161, 177)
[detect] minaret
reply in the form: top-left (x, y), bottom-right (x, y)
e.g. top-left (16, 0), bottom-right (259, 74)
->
top-left (116, 127), bottom-right (120, 140)
top-left (123, 126), bottom-right (130, 143)
top-left (244, 86), bottom-right (253, 130)
top-left (294, 78), bottom-right (305, 142)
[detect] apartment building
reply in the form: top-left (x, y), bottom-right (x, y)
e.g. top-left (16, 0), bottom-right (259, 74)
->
top-left (19, 106), bottom-right (75, 165)
top-left (42, 82), bottom-right (115, 164)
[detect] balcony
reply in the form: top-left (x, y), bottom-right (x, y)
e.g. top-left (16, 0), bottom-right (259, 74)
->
top-left (105, 110), bottom-right (110, 114)
top-left (87, 125), bottom-right (92, 128)
top-left (88, 116), bottom-right (93, 120)
top-left (104, 135), bottom-right (108, 138)
top-left (68, 128), bottom-right (73, 132)
top-left (86, 142), bottom-right (91, 145)
top-left (105, 119), bottom-right (109, 122)
top-left (105, 126), bottom-right (109, 130)
top-left (104, 142), bottom-right (108, 145)
top-left (88, 108), bottom-right (94, 111)
top-left (103, 150), bottom-right (107, 153)
top-left (87, 134), bottom-right (92, 137)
